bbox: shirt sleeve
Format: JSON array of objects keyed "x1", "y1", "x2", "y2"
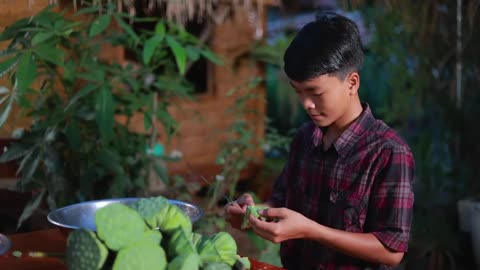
[{"x1": 368, "y1": 147, "x2": 415, "y2": 252}]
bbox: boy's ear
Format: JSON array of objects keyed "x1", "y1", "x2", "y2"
[{"x1": 347, "y1": 72, "x2": 360, "y2": 95}]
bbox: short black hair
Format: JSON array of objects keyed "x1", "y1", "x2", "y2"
[{"x1": 283, "y1": 11, "x2": 364, "y2": 82}]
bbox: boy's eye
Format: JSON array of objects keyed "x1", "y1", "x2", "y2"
[{"x1": 313, "y1": 93, "x2": 323, "y2": 97}]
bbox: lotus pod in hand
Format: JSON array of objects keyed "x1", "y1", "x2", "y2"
[
  {"x1": 168, "y1": 228, "x2": 196, "y2": 257},
  {"x1": 198, "y1": 232, "x2": 237, "y2": 266},
  {"x1": 112, "y1": 242, "x2": 167, "y2": 270},
  {"x1": 167, "y1": 253, "x2": 200, "y2": 270},
  {"x1": 95, "y1": 203, "x2": 146, "y2": 251},
  {"x1": 66, "y1": 229, "x2": 108, "y2": 270},
  {"x1": 130, "y1": 196, "x2": 169, "y2": 228},
  {"x1": 158, "y1": 204, "x2": 192, "y2": 234},
  {"x1": 241, "y1": 206, "x2": 267, "y2": 230}
]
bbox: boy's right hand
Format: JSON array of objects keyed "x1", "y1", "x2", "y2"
[{"x1": 224, "y1": 193, "x2": 255, "y2": 230}]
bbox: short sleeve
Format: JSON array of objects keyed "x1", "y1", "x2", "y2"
[{"x1": 368, "y1": 147, "x2": 415, "y2": 252}]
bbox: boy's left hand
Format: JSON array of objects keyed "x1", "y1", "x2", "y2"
[{"x1": 248, "y1": 207, "x2": 314, "y2": 243}]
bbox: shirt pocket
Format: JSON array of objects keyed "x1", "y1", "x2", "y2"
[{"x1": 326, "y1": 189, "x2": 365, "y2": 232}]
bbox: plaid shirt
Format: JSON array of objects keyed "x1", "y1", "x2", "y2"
[{"x1": 269, "y1": 103, "x2": 415, "y2": 270}]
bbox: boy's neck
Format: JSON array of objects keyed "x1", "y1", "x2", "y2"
[{"x1": 324, "y1": 99, "x2": 363, "y2": 141}]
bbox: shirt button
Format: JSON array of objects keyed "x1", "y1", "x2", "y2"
[{"x1": 329, "y1": 192, "x2": 338, "y2": 203}]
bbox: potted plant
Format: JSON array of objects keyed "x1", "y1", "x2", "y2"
[{"x1": 0, "y1": 3, "x2": 220, "y2": 228}]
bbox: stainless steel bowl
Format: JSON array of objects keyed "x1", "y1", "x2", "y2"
[
  {"x1": 47, "y1": 198, "x2": 203, "y2": 231},
  {"x1": 0, "y1": 233, "x2": 11, "y2": 256}
]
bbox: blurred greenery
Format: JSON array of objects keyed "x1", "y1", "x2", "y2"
[
  {"x1": 0, "y1": 3, "x2": 220, "y2": 228},
  {"x1": 1, "y1": 1, "x2": 479, "y2": 269},
  {"x1": 253, "y1": 1, "x2": 480, "y2": 268}
]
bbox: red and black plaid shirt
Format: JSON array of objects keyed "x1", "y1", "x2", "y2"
[{"x1": 269, "y1": 103, "x2": 415, "y2": 270}]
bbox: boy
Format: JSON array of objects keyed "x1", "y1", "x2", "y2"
[{"x1": 225, "y1": 11, "x2": 415, "y2": 270}]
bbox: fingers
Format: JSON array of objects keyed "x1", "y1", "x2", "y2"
[
  {"x1": 224, "y1": 201, "x2": 246, "y2": 230},
  {"x1": 237, "y1": 193, "x2": 255, "y2": 206},
  {"x1": 224, "y1": 202, "x2": 243, "y2": 221},
  {"x1": 225, "y1": 203, "x2": 244, "y2": 215},
  {"x1": 258, "y1": 207, "x2": 287, "y2": 219},
  {"x1": 248, "y1": 214, "x2": 279, "y2": 243},
  {"x1": 224, "y1": 194, "x2": 255, "y2": 230}
]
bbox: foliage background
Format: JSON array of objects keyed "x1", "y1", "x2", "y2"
[{"x1": 1, "y1": 1, "x2": 479, "y2": 269}]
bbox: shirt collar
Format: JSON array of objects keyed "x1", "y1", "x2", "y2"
[{"x1": 312, "y1": 102, "x2": 376, "y2": 157}]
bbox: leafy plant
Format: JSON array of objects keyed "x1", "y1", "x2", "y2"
[
  {"x1": 200, "y1": 76, "x2": 264, "y2": 211},
  {"x1": 250, "y1": 35, "x2": 308, "y2": 135},
  {"x1": 0, "y1": 3, "x2": 221, "y2": 228}
]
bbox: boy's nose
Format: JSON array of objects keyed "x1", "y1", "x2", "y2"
[{"x1": 301, "y1": 97, "x2": 315, "y2": 110}]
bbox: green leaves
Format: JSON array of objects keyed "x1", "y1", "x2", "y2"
[
  {"x1": 89, "y1": 14, "x2": 111, "y2": 37},
  {"x1": 17, "y1": 189, "x2": 46, "y2": 229},
  {"x1": 0, "y1": 56, "x2": 19, "y2": 78},
  {"x1": 156, "y1": 108, "x2": 179, "y2": 140},
  {"x1": 0, "y1": 3, "x2": 228, "y2": 230},
  {"x1": 155, "y1": 22, "x2": 166, "y2": 37},
  {"x1": 65, "y1": 120, "x2": 81, "y2": 150},
  {"x1": 18, "y1": 147, "x2": 41, "y2": 182},
  {"x1": 143, "y1": 21, "x2": 166, "y2": 64},
  {"x1": 35, "y1": 45, "x2": 65, "y2": 66},
  {"x1": 66, "y1": 84, "x2": 98, "y2": 111},
  {"x1": 152, "y1": 161, "x2": 169, "y2": 185},
  {"x1": 0, "y1": 143, "x2": 30, "y2": 163},
  {"x1": 0, "y1": 86, "x2": 9, "y2": 96},
  {"x1": 0, "y1": 18, "x2": 29, "y2": 41},
  {"x1": 201, "y1": 49, "x2": 223, "y2": 65},
  {"x1": 97, "y1": 149, "x2": 124, "y2": 175},
  {"x1": 0, "y1": 96, "x2": 13, "y2": 128},
  {"x1": 114, "y1": 16, "x2": 140, "y2": 44},
  {"x1": 32, "y1": 32, "x2": 53, "y2": 46},
  {"x1": 17, "y1": 52, "x2": 37, "y2": 92},
  {"x1": 166, "y1": 36, "x2": 187, "y2": 74},
  {"x1": 143, "y1": 36, "x2": 164, "y2": 65},
  {"x1": 95, "y1": 87, "x2": 114, "y2": 143}
]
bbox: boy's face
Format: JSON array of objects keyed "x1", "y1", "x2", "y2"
[{"x1": 290, "y1": 73, "x2": 358, "y2": 127}]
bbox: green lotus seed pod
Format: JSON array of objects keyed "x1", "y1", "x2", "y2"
[
  {"x1": 234, "y1": 255, "x2": 251, "y2": 270},
  {"x1": 210, "y1": 232, "x2": 237, "y2": 266},
  {"x1": 168, "y1": 228, "x2": 196, "y2": 257},
  {"x1": 137, "y1": 229, "x2": 162, "y2": 245},
  {"x1": 130, "y1": 196, "x2": 169, "y2": 229},
  {"x1": 112, "y1": 242, "x2": 167, "y2": 270},
  {"x1": 66, "y1": 229, "x2": 108, "y2": 270},
  {"x1": 167, "y1": 253, "x2": 200, "y2": 270},
  {"x1": 198, "y1": 232, "x2": 237, "y2": 266},
  {"x1": 241, "y1": 206, "x2": 267, "y2": 230},
  {"x1": 158, "y1": 204, "x2": 192, "y2": 235},
  {"x1": 190, "y1": 232, "x2": 204, "y2": 248},
  {"x1": 95, "y1": 203, "x2": 146, "y2": 251}
]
